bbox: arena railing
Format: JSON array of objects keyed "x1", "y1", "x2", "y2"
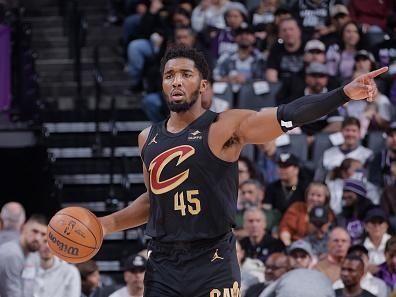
[{"x1": 58, "y1": 0, "x2": 86, "y2": 108}]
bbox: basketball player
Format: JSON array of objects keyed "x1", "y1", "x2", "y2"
[{"x1": 99, "y1": 47, "x2": 387, "y2": 297}]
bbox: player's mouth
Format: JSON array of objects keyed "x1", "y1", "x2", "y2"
[{"x1": 170, "y1": 90, "x2": 185, "y2": 100}]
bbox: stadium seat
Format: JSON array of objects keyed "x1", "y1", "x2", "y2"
[
  {"x1": 212, "y1": 82, "x2": 234, "y2": 107},
  {"x1": 237, "y1": 81, "x2": 281, "y2": 110},
  {"x1": 277, "y1": 134, "x2": 309, "y2": 162}
]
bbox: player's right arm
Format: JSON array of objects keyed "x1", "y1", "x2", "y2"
[{"x1": 99, "y1": 127, "x2": 151, "y2": 236}]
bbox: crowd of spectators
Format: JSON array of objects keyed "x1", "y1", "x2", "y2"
[
  {"x1": 2, "y1": 0, "x2": 396, "y2": 296},
  {"x1": 0, "y1": 202, "x2": 147, "y2": 297},
  {"x1": 106, "y1": 0, "x2": 396, "y2": 296}
]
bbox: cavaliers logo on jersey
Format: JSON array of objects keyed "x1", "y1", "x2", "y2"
[{"x1": 149, "y1": 145, "x2": 195, "y2": 194}]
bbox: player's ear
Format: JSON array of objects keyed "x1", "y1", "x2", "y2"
[{"x1": 200, "y1": 79, "x2": 208, "y2": 94}]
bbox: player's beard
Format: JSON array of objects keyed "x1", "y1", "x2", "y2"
[{"x1": 165, "y1": 88, "x2": 199, "y2": 113}]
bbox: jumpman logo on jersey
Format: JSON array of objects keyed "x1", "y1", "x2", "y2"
[
  {"x1": 211, "y1": 249, "x2": 224, "y2": 262},
  {"x1": 191, "y1": 130, "x2": 201, "y2": 136},
  {"x1": 149, "y1": 133, "x2": 158, "y2": 145}
]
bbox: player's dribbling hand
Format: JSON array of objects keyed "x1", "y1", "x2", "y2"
[{"x1": 343, "y1": 66, "x2": 388, "y2": 102}]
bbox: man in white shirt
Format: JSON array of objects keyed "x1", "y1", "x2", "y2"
[
  {"x1": 33, "y1": 237, "x2": 81, "y2": 297},
  {"x1": 0, "y1": 214, "x2": 47, "y2": 297},
  {"x1": 0, "y1": 201, "x2": 26, "y2": 245},
  {"x1": 363, "y1": 208, "x2": 391, "y2": 266},
  {"x1": 315, "y1": 117, "x2": 373, "y2": 181},
  {"x1": 333, "y1": 245, "x2": 389, "y2": 297},
  {"x1": 109, "y1": 254, "x2": 146, "y2": 297}
]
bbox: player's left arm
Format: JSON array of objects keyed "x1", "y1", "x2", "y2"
[{"x1": 235, "y1": 67, "x2": 388, "y2": 145}]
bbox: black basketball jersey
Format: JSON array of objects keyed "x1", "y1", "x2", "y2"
[{"x1": 141, "y1": 110, "x2": 238, "y2": 242}]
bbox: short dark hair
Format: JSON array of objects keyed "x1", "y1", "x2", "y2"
[
  {"x1": 342, "y1": 116, "x2": 361, "y2": 129},
  {"x1": 76, "y1": 260, "x2": 98, "y2": 280},
  {"x1": 160, "y1": 47, "x2": 210, "y2": 80},
  {"x1": 344, "y1": 254, "x2": 364, "y2": 268},
  {"x1": 240, "y1": 179, "x2": 264, "y2": 191},
  {"x1": 26, "y1": 214, "x2": 48, "y2": 226},
  {"x1": 347, "y1": 244, "x2": 369, "y2": 257},
  {"x1": 278, "y1": 17, "x2": 300, "y2": 30}
]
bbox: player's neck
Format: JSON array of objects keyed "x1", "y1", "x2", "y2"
[{"x1": 167, "y1": 107, "x2": 206, "y2": 133}]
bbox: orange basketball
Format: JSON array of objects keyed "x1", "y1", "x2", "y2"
[{"x1": 47, "y1": 207, "x2": 103, "y2": 264}]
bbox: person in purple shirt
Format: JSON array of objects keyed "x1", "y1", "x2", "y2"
[{"x1": 375, "y1": 235, "x2": 396, "y2": 291}]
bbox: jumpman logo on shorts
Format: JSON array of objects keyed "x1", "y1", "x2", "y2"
[
  {"x1": 149, "y1": 134, "x2": 158, "y2": 145},
  {"x1": 211, "y1": 249, "x2": 224, "y2": 262}
]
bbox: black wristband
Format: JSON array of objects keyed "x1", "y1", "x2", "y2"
[{"x1": 277, "y1": 87, "x2": 350, "y2": 132}]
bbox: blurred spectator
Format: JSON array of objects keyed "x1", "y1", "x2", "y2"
[
  {"x1": 109, "y1": 254, "x2": 145, "y2": 297},
  {"x1": 34, "y1": 237, "x2": 81, "y2": 297},
  {"x1": 235, "y1": 178, "x2": 265, "y2": 238},
  {"x1": 124, "y1": 0, "x2": 171, "y2": 93},
  {"x1": 336, "y1": 179, "x2": 374, "y2": 244},
  {"x1": 346, "y1": 69, "x2": 391, "y2": 137},
  {"x1": 348, "y1": 0, "x2": 394, "y2": 33},
  {"x1": 209, "y1": 1, "x2": 248, "y2": 59},
  {"x1": 265, "y1": 17, "x2": 304, "y2": 82},
  {"x1": 250, "y1": 0, "x2": 279, "y2": 26},
  {"x1": 303, "y1": 206, "x2": 332, "y2": 258},
  {"x1": 376, "y1": 14, "x2": 396, "y2": 105},
  {"x1": 381, "y1": 176, "x2": 396, "y2": 232},
  {"x1": 326, "y1": 20, "x2": 364, "y2": 82},
  {"x1": 0, "y1": 201, "x2": 25, "y2": 245},
  {"x1": 314, "y1": 227, "x2": 351, "y2": 283},
  {"x1": 201, "y1": 78, "x2": 230, "y2": 112},
  {"x1": 235, "y1": 179, "x2": 281, "y2": 239},
  {"x1": 303, "y1": 39, "x2": 326, "y2": 64},
  {"x1": 265, "y1": 153, "x2": 310, "y2": 214},
  {"x1": 238, "y1": 155, "x2": 260, "y2": 189},
  {"x1": 256, "y1": 6, "x2": 292, "y2": 52},
  {"x1": 288, "y1": 239, "x2": 314, "y2": 269},
  {"x1": 191, "y1": 0, "x2": 230, "y2": 32},
  {"x1": 255, "y1": 140, "x2": 279, "y2": 185},
  {"x1": 334, "y1": 255, "x2": 376, "y2": 297},
  {"x1": 278, "y1": 62, "x2": 343, "y2": 135},
  {"x1": 77, "y1": 260, "x2": 118, "y2": 297},
  {"x1": 321, "y1": 4, "x2": 351, "y2": 47},
  {"x1": 363, "y1": 208, "x2": 391, "y2": 267},
  {"x1": 244, "y1": 252, "x2": 290, "y2": 297},
  {"x1": 375, "y1": 236, "x2": 396, "y2": 291},
  {"x1": 213, "y1": 26, "x2": 266, "y2": 97},
  {"x1": 277, "y1": 60, "x2": 329, "y2": 105},
  {"x1": 239, "y1": 207, "x2": 285, "y2": 263},
  {"x1": 260, "y1": 268, "x2": 335, "y2": 297},
  {"x1": 326, "y1": 158, "x2": 363, "y2": 215},
  {"x1": 354, "y1": 50, "x2": 377, "y2": 73},
  {"x1": 279, "y1": 182, "x2": 334, "y2": 246},
  {"x1": 369, "y1": 122, "x2": 396, "y2": 188},
  {"x1": 0, "y1": 214, "x2": 47, "y2": 297},
  {"x1": 375, "y1": 13, "x2": 396, "y2": 67},
  {"x1": 236, "y1": 240, "x2": 261, "y2": 297},
  {"x1": 334, "y1": 245, "x2": 388, "y2": 297},
  {"x1": 121, "y1": 1, "x2": 148, "y2": 46},
  {"x1": 276, "y1": 42, "x2": 340, "y2": 106},
  {"x1": 291, "y1": 0, "x2": 342, "y2": 40},
  {"x1": 315, "y1": 117, "x2": 373, "y2": 182}
]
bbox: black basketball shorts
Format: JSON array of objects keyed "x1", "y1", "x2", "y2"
[{"x1": 143, "y1": 232, "x2": 241, "y2": 297}]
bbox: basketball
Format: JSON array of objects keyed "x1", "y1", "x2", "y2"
[{"x1": 47, "y1": 207, "x2": 103, "y2": 264}]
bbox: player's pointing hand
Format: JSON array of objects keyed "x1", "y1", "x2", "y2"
[{"x1": 343, "y1": 66, "x2": 388, "y2": 102}]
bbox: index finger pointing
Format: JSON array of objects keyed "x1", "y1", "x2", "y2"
[{"x1": 368, "y1": 66, "x2": 389, "y2": 79}]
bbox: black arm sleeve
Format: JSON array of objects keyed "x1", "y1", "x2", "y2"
[{"x1": 276, "y1": 87, "x2": 350, "y2": 132}]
